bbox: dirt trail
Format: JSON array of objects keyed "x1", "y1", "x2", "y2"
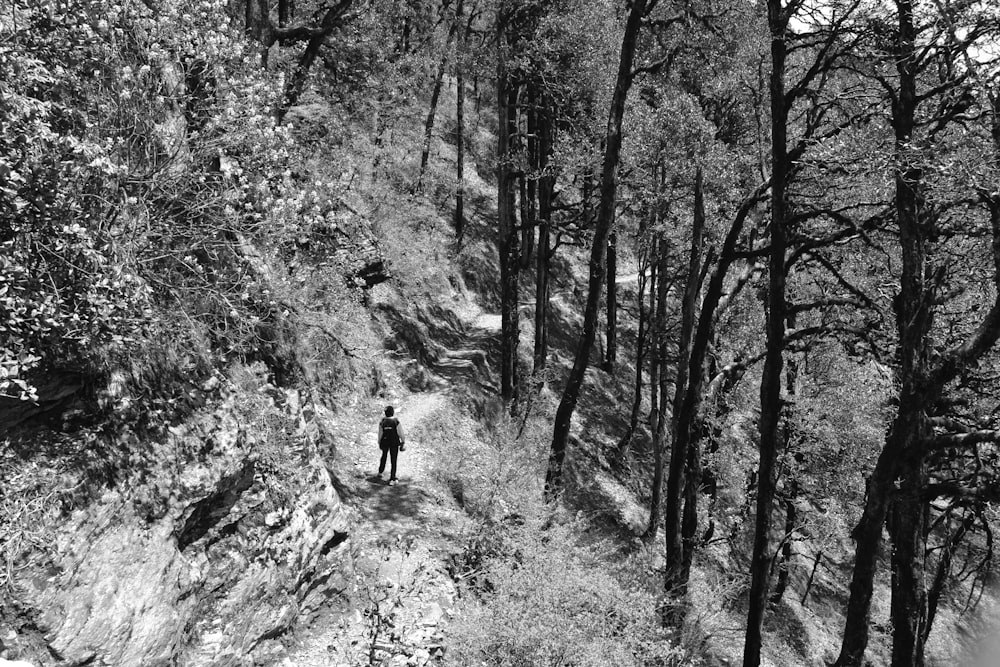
[{"x1": 286, "y1": 308, "x2": 500, "y2": 667}]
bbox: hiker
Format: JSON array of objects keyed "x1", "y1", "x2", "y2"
[{"x1": 377, "y1": 405, "x2": 405, "y2": 485}]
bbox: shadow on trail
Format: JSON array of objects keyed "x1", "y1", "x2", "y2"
[{"x1": 357, "y1": 477, "x2": 440, "y2": 540}]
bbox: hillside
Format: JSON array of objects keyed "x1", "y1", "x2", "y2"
[{"x1": 5, "y1": 2, "x2": 1000, "y2": 667}]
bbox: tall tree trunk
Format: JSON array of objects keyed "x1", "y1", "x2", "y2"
[
  {"x1": 769, "y1": 482, "x2": 797, "y2": 606},
  {"x1": 889, "y1": 466, "x2": 929, "y2": 667},
  {"x1": 770, "y1": 307, "x2": 800, "y2": 607},
  {"x1": 680, "y1": 423, "x2": 701, "y2": 579},
  {"x1": 497, "y1": 16, "x2": 520, "y2": 406},
  {"x1": 674, "y1": 183, "x2": 715, "y2": 591},
  {"x1": 665, "y1": 169, "x2": 706, "y2": 596},
  {"x1": 583, "y1": 169, "x2": 595, "y2": 228},
  {"x1": 454, "y1": 5, "x2": 465, "y2": 243},
  {"x1": 647, "y1": 254, "x2": 660, "y2": 441},
  {"x1": 418, "y1": 54, "x2": 449, "y2": 186},
  {"x1": 244, "y1": 0, "x2": 266, "y2": 38},
  {"x1": 604, "y1": 230, "x2": 618, "y2": 371},
  {"x1": 545, "y1": 0, "x2": 648, "y2": 496},
  {"x1": 887, "y1": 6, "x2": 931, "y2": 662},
  {"x1": 836, "y1": 411, "x2": 925, "y2": 665},
  {"x1": 836, "y1": 4, "x2": 927, "y2": 663},
  {"x1": 533, "y1": 95, "x2": 554, "y2": 373},
  {"x1": 533, "y1": 225, "x2": 550, "y2": 373},
  {"x1": 520, "y1": 86, "x2": 538, "y2": 268},
  {"x1": 645, "y1": 236, "x2": 670, "y2": 542},
  {"x1": 744, "y1": 1, "x2": 788, "y2": 663},
  {"x1": 518, "y1": 174, "x2": 535, "y2": 266}
]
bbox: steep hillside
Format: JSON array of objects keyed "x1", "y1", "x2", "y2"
[{"x1": 6, "y1": 2, "x2": 1000, "y2": 667}]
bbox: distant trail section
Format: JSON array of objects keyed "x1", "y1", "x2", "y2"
[
  {"x1": 471, "y1": 312, "x2": 501, "y2": 332},
  {"x1": 399, "y1": 393, "x2": 448, "y2": 434}
]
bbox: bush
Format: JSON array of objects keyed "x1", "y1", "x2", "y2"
[
  {"x1": 446, "y1": 517, "x2": 691, "y2": 667},
  {"x1": 419, "y1": 404, "x2": 546, "y2": 521},
  {"x1": 1, "y1": 0, "x2": 368, "y2": 415}
]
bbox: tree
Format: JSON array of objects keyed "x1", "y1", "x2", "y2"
[
  {"x1": 604, "y1": 230, "x2": 619, "y2": 370},
  {"x1": 496, "y1": 0, "x2": 523, "y2": 406},
  {"x1": 545, "y1": 0, "x2": 652, "y2": 496},
  {"x1": 661, "y1": 167, "x2": 705, "y2": 586},
  {"x1": 743, "y1": 0, "x2": 789, "y2": 662},
  {"x1": 455, "y1": 0, "x2": 472, "y2": 243},
  {"x1": 240, "y1": 0, "x2": 358, "y2": 116},
  {"x1": 645, "y1": 228, "x2": 673, "y2": 542},
  {"x1": 532, "y1": 86, "x2": 556, "y2": 372},
  {"x1": 835, "y1": 3, "x2": 1000, "y2": 664}
]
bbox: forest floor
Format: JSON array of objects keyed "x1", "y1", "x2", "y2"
[{"x1": 284, "y1": 305, "x2": 502, "y2": 667}]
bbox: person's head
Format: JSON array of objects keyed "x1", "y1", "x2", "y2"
[{"x1": 384, "y1": 406, "x2": 394, "y2": 417}]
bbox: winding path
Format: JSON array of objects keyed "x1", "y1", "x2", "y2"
[{"x1": 286, "y1": 307, "x2": 501, "y2": 666}]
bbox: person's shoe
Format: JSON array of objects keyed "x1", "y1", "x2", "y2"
[
  {"x1": 375, "y1": 472, "x2": 383, "y2": 479},
  {"x1": 388, "y1": 478, "x2": 398, "y2": 486}
]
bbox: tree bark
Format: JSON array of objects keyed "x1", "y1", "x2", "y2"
[
  {"x1": 647, "y1": 253, "x2": 660, "y2": 441},
  {"x1": 886, "y1": 8, "x2": 932, "y2": 663},
  {"x1": 454, "y1": 0, "x2": 466, "y2": 243},
  {"x1": 418, "y1": 55, "x2": 449, "y2": 186},
  {"x1": 545, "y1": 0, "x2": 648, "y2": 497},
  {"x1": 520, "y1": 85, "x2": 538, "y2": 268},
  {"x1": 497, "y1": 13, "x2": 521, "y2": 406},
  {"x1": 681, "y1": 423, "x2": 701, "y2": 580},
  {"x1": 645, "y1": 235, "x2": 670, "y2": 542},
  {"x1": 604, "y1": 230, "x2": 618, "y2": 371},
  {"x1": 244, "y1": 0, "x2": 272, "y2": 63},
  {"x1": 665, "y1": 168, "x2": 706, "y2": 597},
  {"x1": 770, "y1": 308, "x2": 800, "y2": 607},
  {"x1": 616, "y1": 240, "x2": 650, "y2": 459},
  {"x1": 744, "y1": 0, "x2": 788, "y2": 662},
  {"x1": 533, "y1": 94, "x2": 554, "y2": 373},
  {"x1": 836, "y1": 4, "x2": 928, "y2": 663},
  {"x1": 769, "y1": 483, "x2": 797, "y2": 606},
  {"x1": 889, "y1": 464, "x2": 929, "y2": 667},
  {"x1": 518, "y1": 174, "x2": 535, "y2": 267}
]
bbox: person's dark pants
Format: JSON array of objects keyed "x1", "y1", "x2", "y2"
[{"x1": 379, "y1": 444, "x2": 399, "y2": 480}]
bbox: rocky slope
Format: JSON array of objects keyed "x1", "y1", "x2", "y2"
[
  {"x1": 1, "y1": 269, "x2": 504, "y2": 667},
  {"x1": 4, "y1": 382, "x2": 351, "y2": 666}
]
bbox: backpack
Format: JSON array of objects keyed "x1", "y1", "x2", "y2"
[{"x1": 380, "y1": 417, "x2": 401, "y2": 448}]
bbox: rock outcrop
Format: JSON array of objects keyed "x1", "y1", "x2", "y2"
[{"x1": 6, "y1": 385, "x2": 352, "y2": 667}]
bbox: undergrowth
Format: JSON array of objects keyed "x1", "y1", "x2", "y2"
[
  {"x1": 0, "y1": 455, "x2": 76, "y2": 595},
  {"x1": 446, "y1": 516, "x2": 692, "y2": 667},
  {"x1": 416, "y1": 401, "x2": 693, "y2": 666}
]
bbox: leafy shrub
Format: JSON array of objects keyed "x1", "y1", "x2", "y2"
[
  {"x1": 418, "y1": 404, "x2": 545, "y2": 521},
  {"x1": 446, "y1": 517, "x2": 692, "y2": 667},
  {"x1": 1, "y1": 0, "x2": 367, "y2": 412},
  {"x1": 0, "y1": 454, "x2": 76, "y2": 592}
]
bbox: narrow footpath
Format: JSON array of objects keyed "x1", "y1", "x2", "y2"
[{"x1": 286, "y1": 306, "x2": 502, "y2": 667}]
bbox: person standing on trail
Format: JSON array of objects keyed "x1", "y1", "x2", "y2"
[{"x1": 377, "y1": 405, "x2": 405, "y2": 485}]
